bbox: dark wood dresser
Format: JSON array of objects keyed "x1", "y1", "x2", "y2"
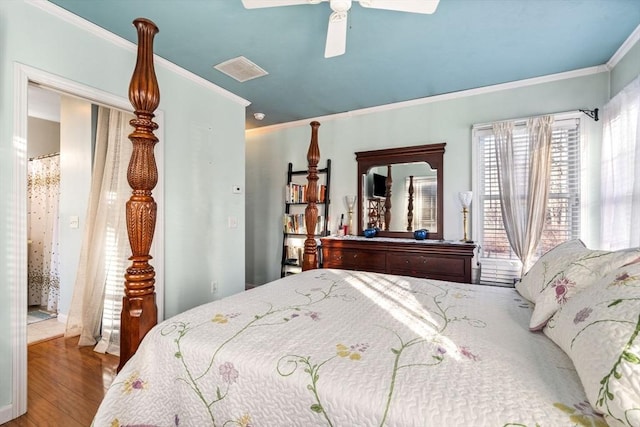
[{"x1": 321, "y1": 236, "x2": 476, "y2": 283}]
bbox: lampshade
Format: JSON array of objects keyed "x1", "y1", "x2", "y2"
[
  {"x1": 458, "y1": 191, "x2": 473, "y2": 208},
  {"x1": 345, "y1": 195, "x2": 356, "y2": 209}
]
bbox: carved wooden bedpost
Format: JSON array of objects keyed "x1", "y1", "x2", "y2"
[
  {"x1": 407, "y1": 175, "x2": 414, "y2": 231},
  {"x1": 118, "y1": 18, "x2": 160, "y2": 372},
  {"x1": 302, "y1": 121, "x2": 321, "y2": 271},
  {"x1": 384, "y1": 165, "x2": 392, "y2": 231}
]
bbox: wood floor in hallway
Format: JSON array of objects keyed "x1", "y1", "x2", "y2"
[{"x1": 2, "y1": 336, "x2": 118, "y2": 426}]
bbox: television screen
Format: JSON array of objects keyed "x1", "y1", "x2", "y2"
[{"x1": 373, "y1": 173, "x2": 387, "y2": 197}]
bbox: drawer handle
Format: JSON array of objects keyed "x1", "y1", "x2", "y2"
[{"x1": 402, "y1": 258, "x2": 427, "y2": 264}]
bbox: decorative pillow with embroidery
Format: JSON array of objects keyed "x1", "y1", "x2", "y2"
[
  {"x1": 543, "y1": 260, "x2": 640, "y2": 426},
  {"x1": 515, "y1": 239, "x2": 588, "y2": 303},
  {"x1": 529, "y1": 247, "x2": 640, "y2": 331}
]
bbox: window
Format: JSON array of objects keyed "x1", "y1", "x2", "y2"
[{"x1": 473, "y1": 115, "x2": 581, "y2": 285}]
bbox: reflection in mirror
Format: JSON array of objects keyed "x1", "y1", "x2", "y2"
[
  {"x1": 356, "y1": 143, "x2": 445, "y2": 240},
  {"x1": 363, "y1": 162, "x2": 438, "y2": 233}
]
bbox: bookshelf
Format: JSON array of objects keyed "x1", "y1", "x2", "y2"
[{"x1": 281, "y1": 160, "x2": 331, "y2": 277}]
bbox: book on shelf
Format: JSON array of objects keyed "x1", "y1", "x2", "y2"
[
  {"x1": 283, "y1": 214, "x2": 325, "y2": 235},
  {"x1": 284, "y1": 245, "x2": 303, "y2": 264},
  {"x1": 286, "y1": 183, "x2": 327, "y2": 203}
]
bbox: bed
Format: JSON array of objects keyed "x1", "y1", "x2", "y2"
[
  {"x1": 101, "y1": 18, "x2": 640, "y2": 427},
  {"x1": 95, "y1": 268, "x2": 604, "y2": 426}
]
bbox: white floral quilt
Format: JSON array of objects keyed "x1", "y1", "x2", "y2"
[{"x1": 93, "y1": 269, "x2": 604, "y2": 427}]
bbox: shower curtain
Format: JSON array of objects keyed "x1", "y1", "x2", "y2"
[{"x1": 27, "y1": 154, "x2": 61, "y2": 313}]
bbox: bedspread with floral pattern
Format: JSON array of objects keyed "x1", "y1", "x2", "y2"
[{"x1": 93, "y1": 269, "x2": 602, "y2": 427}]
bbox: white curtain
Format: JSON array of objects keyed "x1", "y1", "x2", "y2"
[
  {"x1": 65, "y1": 106, "x2": 134, "y2": 355},
  {"x1": 493, "y1": 115, "x2": 554, "y2": 273},
  {"x1": 600, "y1": 75, "x2": 640, "y2": 251},
  {"x1": 27, "y1": 154, "x2": 61, "y2": 312}
]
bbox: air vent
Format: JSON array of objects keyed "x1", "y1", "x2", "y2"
[{"x1": 214, "y1": 56, "x2": 268, "y2": 82}]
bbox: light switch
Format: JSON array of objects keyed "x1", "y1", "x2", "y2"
[
  {"x1": 232, "y1": 185, "x2": 242, "y2": 194},
  {"x1": 69, "y1": 215, "x2": 80, "y2": 229},
  {"x1": 228, "y1": 216, "x2": 238, "y2": 229}
]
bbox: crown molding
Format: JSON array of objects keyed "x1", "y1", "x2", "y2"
[
  {"x1": 25, "y1": 0, "x2": 250, "y2": 107},
  {"x1": 246, "y1": 65, "x2": 608, "y2": 136}
]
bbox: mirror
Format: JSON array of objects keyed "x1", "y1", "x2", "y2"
[{"x1": 356, "y1": 143, "x2": 445, "y2": 240}]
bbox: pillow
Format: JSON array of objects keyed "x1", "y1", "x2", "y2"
[
  {"x1": 515, "y1": 239, "x2": 588, "y2": 303},
  {"x1": 529, "y1": 247, "x2": 640, "y2": 330},
  {"x1": 543, "y1": 260, "x2": 640, "y2": 426}
]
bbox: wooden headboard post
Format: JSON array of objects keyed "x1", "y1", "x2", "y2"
[
  {"x1": 118, "y1": 18, "x2": 160, "y2": 372},
  {"x1": 302, "y1": 121, "x2": 320, "y2": 271}
]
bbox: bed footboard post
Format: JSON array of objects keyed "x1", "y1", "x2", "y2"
[
  {"x1": 118, "y1": 18, "x2": 160, "y2": 372},
  {"x1": 303, "y1": 121, "x2": 320, "y2": 271}
]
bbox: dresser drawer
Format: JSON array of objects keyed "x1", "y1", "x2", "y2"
[
  {"x1": 387, "y1": 253, "x2": 467, "y2": 280},
  {"x1": 324, "y1": 248, "x2": 386, "y2": 273}
]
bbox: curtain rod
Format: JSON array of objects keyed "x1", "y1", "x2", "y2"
[
  {"x1": 29, "y1": 152, "x2": 60, "y2": 161},
  {"x1": 472, "y1": 110, "x2": 583, "y2": 131},
  {"x1": 579, "y1": 108, "x2": 599, "y2": 121}
]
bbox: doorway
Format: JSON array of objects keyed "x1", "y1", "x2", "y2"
[
  {"x1": 26, "y1": 86, "x2": 63, "y2": 344},
  {"x1": 10, "y1": 64, "x2": 165, "y2": 421}
]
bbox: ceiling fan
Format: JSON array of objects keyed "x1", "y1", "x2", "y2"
[{"x1": 241, "y1": 0, "x2": 440, "y2": 58}]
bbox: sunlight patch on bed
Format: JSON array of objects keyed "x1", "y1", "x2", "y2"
[{"x1": 343, "y1": 273, "x2": 460, "y2": 359}]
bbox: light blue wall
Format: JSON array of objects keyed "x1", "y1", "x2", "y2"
[
  {"x1": 57, "y1": 97, "x2": 93, "y2": 317},
  {"x1": 246, "y1": 72, "x2": 616, "y2": 286},
  {"x1": 0, "y1": 1, "x2": 246, "y2": 412},
  {"x1": 611, "y1": 38, "x2": 640, "y2": 97}
]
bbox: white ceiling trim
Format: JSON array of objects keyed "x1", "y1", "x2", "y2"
[
  {"x1": 25, "y1": 0, "x2": 251, "y2": 107},
  {"x1": 246, "y1": 64, "x2": 608, "y2": 136},
  {"x1": 608, "y1": 23, "x2": 640, "y2": 69}
]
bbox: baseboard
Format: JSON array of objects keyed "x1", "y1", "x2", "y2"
[
  {"x1": 57, "y1": 312, "x2": 68, "y2": 324},
  {"x1": 0, "y1": 403, "x2": 18, "y2": 424}
]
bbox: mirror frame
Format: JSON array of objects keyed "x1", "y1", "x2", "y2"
[{"x1": 356, "y1": 143, "x2": 445, "y2": 240}]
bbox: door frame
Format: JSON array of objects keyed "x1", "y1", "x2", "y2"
[{"x1": 9, "y1": 63, "x2": 165, "y2": 420}]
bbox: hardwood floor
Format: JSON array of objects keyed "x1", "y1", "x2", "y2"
[{"x1": 2, "y1": 336, "x2": 118, "y2": 426}]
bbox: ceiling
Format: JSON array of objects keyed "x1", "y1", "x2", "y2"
[{"x1": 47, "y1": 0, "x2": 640, "y2": 129}]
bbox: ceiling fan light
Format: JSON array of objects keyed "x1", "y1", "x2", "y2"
[{"x1": 329, "y1": 0, "x2": 352, "y2": 13}]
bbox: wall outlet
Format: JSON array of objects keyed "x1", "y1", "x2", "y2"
[{"x1": 211, "y1": 280, "x2": 218, "y2": 294}]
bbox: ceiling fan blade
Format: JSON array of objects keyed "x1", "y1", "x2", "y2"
[
  {"x1": 241, "y1": 0, "x2": 319, "y2": 9},
  {"x1": 324, "y1": 11, "x2": 348, "y2": 58},
  {"x1": 358, "y1": 0, "x2": 440, "y2": 14}
]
